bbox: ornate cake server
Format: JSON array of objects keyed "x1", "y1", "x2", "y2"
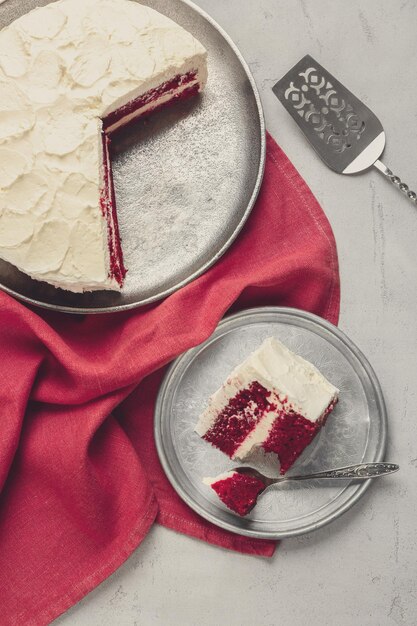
[{"x1": 273, "y1": 55, "x2": 416, "y2": 205}]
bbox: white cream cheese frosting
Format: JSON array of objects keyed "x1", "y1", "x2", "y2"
[
  {"x1": 0, "y1": 0, "x2": 207, "y2": 292},
  {"x1": 202, "y1": 471, "x2": 238, "y2": 487},
  {"x1": 195, "y1": 337, "x2": 339, "y2": 460}
]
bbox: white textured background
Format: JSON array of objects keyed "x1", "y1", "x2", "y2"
[{"x1": 55, "y1": 1, "x2": 417, "y2": 624}]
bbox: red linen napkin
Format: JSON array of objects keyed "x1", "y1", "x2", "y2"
[{"x1": 0, "y1": 133, "x2": 340, "y2": 626}]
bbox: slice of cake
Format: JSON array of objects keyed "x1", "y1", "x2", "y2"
[
  {"x1": 203, "y1": 471, "x2": 265, "y2": 516},
  {"x1": 195, "y1": 337, "x2": 339, "y2": 474},
  {"x1": 0, "y1": 0, "x2": 207, "y2": 292}
]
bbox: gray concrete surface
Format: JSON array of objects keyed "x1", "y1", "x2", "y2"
[{"x1": 55, "y1": 1, "x2": 417, "y2": 624}]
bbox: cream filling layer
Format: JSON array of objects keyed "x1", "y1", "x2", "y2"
[
  {"x1": 232, "y1": 410, "x2": 278, "y2": 461},
  {"x1": 105, "y1": 77, "x2": 200, "y2": 134}
]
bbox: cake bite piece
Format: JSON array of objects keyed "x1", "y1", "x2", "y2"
[
  {"x1": 195, "y1": 337, "x2": 339, "y2": 474},
  {"x1": 203, "y1": 471, "x2": 265, "y2": 516}
]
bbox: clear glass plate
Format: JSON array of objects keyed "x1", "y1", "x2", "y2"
[{"x1": 154, "y1": 307, "x2": 387, "y2": 538}]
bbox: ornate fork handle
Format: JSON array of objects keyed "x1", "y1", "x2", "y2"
[
  {"x1": 374, "y1": 160, "x2": 417, "y2": 205},
  {"x1": 282, "y1": 462, "x2": 399, "y2": 482}
]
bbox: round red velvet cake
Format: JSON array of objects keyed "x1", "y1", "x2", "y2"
[{"x1": 0, "y1": 0, "x2": 207, "y2": 292}]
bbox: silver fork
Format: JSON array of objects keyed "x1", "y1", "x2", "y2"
[{"x1": 235, "y1": 462, "x2": 399, "y2": 493}]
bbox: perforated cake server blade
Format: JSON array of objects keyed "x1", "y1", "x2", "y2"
[{"x1": 273, "y1": 55, "x2": 417, "y2": 206}]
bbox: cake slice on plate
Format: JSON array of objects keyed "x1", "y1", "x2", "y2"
[
  {"x1": 0, "y1": 0, "x2": 207, "y2": 292},
  {"x1": 195, "y1": 337, "x2": 339, "y2": 474}
]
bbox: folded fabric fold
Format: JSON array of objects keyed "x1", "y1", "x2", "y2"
[{"x1": 0, "y1": 133, "x2": 339, "y2": 626}]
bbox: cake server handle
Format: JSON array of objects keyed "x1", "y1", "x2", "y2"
[
  {"x1": 374, "y1": 160, "x2": 417, "y2": 206},
  {"x1": 282, "y1": 462, "x2": 399, "y2": 482}
]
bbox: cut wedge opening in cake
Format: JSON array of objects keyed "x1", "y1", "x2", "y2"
[
  {"x1": 195, "y1": 337, "x2": 339, "y2": 475},
  {"x1": 99, "y1": 70, "x2": 204, "y2": 288},
  {"x1": 0, "y1": 0, "x2": 208, "y2": 293}
]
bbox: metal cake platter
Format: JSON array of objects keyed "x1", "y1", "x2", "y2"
[
  {"x1": 154, "y1": 307, "x2": 387, "y2": 539},
  {"x1": 0, "y1": 0, "x2": 265, "y2": 314}
]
